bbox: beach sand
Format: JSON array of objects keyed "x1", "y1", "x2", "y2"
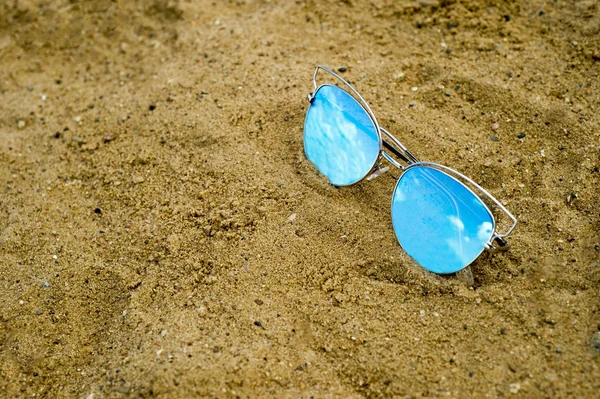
[{"x1": 1, "y1": 0, "x2": 599, "y2": 397}]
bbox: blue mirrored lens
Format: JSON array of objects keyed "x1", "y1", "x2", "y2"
[
  {"x1": 303, "y1": 85, "x2": 380, "y2": 186},
  {"x1": 391, "y1": 166, "x2": 495, "y2": 274}
]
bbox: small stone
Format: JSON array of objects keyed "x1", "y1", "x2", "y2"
[
  {"x1": 34, "y1": 308, "x2": 43, "y2": 315},
  {"x1": 254, "y1": 320, "x2": 263, "y2": 327},
  {"x1": 337, "y1": 67, "x2": 347, "y2": 73},
  {"x1": 518, "y1": 133, "x2": 526, "y2": 139},
  {"x1": 287, "y1": 213, "x2": 297, "y2": 223},
  {"x1": 94, "y1": 208, "x2": 102, "y2": 214},
  {"x1": 149, "y1": 104, "x2": 156, "y2": 111},
  {"x1": 509, "y1": 383, "x2": 521, "y2": 394},
  {"x1": 17, "y1": 120, "x2": 25, "y2": 129},
  {"x1": 489, "y1": 134, "x2": 500, "y2": 142},
  {"x1": 394, "y1": 72, "x2": 405, "y2": 81},
  {"x1": 160, "y1": 329, "x2": 167, "y2": 337},
  {"x1": 132, "y1": 176, "x2": 145, "y2": 184},
  {"x1": 492, "y1": 122, "x2": 500, "y2": 130},
  {"x1": 411, "y1": 87, "x2": 418, "y2": 92},
  {"x1": 42, "y1": 281, "x2": 50, "y2": 287},
  {"x1": 591, "y1": 332, "x2": 600, "y2": 352},
  {"x1": 254, "y1": 299, "x2": 264, "y2": 306}
]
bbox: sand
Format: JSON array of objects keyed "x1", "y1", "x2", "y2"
[{"x1": 1, "y1": 0, "x2": 599, "y2": 397}]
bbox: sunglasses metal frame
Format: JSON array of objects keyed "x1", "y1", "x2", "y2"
[{"x1": 306, "y1": 65, "x2": 517, "y2": 254}]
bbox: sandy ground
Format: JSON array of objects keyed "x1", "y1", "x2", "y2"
[{"x1": 1, "y1": 0, "x2": 599, "y2": 397}]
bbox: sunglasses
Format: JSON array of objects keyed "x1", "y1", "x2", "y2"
[{"x1": 303, "y1": 66, "x2": 517, "y2": 274}]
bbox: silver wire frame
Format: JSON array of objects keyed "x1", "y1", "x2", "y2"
[{"x1": 307, "y1": 65, "x2": 517, "y2": 251}]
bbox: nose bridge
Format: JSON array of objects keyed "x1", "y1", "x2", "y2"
[{"x1": 380, "y1": 127, "x2": 419, "y2": 169}]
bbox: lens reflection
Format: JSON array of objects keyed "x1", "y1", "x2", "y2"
[
  {"x1": 391, "y1": 166, "x2": 494, "y2": 274},
  {"x1": 303, "y1": 85, "x2": 380, "y2": 186}
]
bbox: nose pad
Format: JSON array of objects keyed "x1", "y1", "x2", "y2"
[
  {"x1": 486, "y1": 235, "x2": 510, "y2": 252},
  {"x1": 366, "y1": 165, "x2": 390, "y2": 181}
]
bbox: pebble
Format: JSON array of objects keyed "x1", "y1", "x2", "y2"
[
  {"x1": 491, "y1": 122, "x2": 500, "y2": 130},
  {"x1": 591, "y1": 331, "x2": 600, "y2": 352},
  {"x1": 254, "y1": 320, "x2": 263, "y2": 327},
  {"x1": 42, "y1": 281, "x2": 50, "y2": 287},
  {"x1": 394, "y1": 72, "x2": 405, "y2": 81},
  {"x1": 337, "y1": 67, "x2": 347, "y2": 73},
  {"x1": 17, "y1": 120, "x2": 25, "y2": 129},
  {"x1": 489, "y1": 134, "x2": 500, "y2": 142},
  {"x1": 518, "y1": 133, "x2": 526, "y2": 139},
  {"x1": 149, "y1": 104, "x2": 156, "y2": 111},
  {"x1": 287, "y1": 213, "x2": 296, "y2": 223},
  {"x1": 411, "y1": 87, "x2": 419, "y2": 92},
  {"x1": 254, "y1": 299, "x2": 264, "y2": 306},
  {"x1": 509, "y1": 383, "x2": 521, "y2": 394}
]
